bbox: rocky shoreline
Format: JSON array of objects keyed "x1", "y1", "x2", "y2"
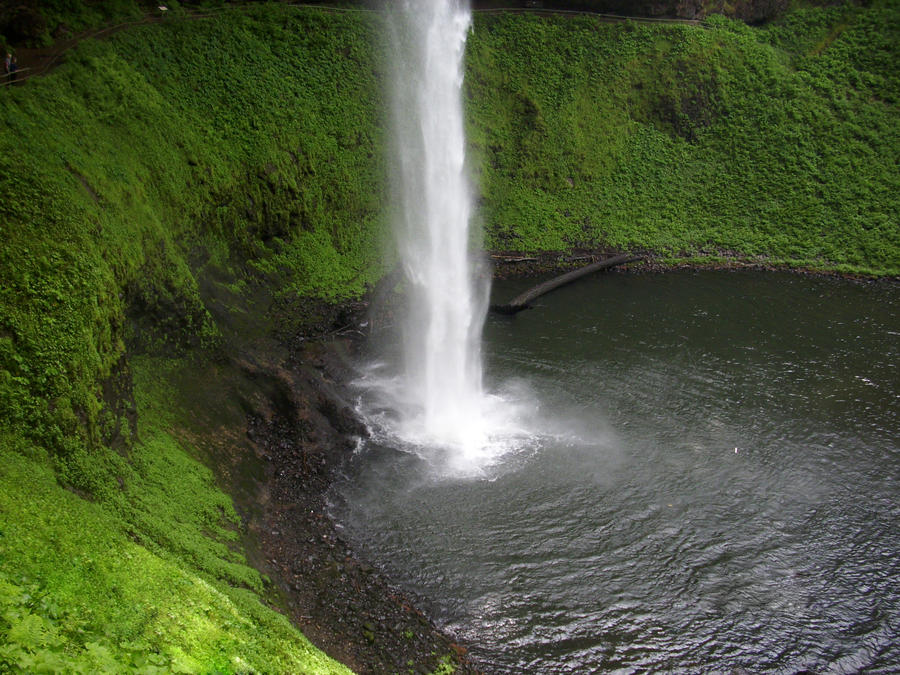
[
  {"x1": 206, "y1": 330, "x2": 479, "y2": 675},
  {"x1": 488, "y1": 249, "x2": 896, "y2": 281}
]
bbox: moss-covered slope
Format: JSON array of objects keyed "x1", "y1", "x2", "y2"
[
  {"x1": 466, "y1": 2, "x2": 898, "y2": 274},
  {"x1": 1, "y1": 3, "x2": 386, "y2": 482},
  {"x1": 0, "y1": 5, "x2": 382, "y2": 672}
]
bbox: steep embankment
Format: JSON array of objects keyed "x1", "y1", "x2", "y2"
[
  {"x1": 0, "y1": 6, "x2": 393, "y2": 673},
  {"x1": 0, "y1": 2, "x2": 897, "y2": 673},
  {"x1": 466, "y1": 3, "x2": 898, "y2": 274}
]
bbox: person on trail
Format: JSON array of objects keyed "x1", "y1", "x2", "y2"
[{"x1": 8, "y1": 55, "x2": 17, "y2": 83}]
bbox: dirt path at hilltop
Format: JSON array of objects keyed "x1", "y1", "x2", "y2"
[
  {"x1": 2, "y1": 2, "x2": 698, "y2": 88},
  {"x1": 3, "y1": 14, "x2": 160, "y2": 85},
  {"x1": 3, "y1": 5, "x2": 249, "y2": 86}
]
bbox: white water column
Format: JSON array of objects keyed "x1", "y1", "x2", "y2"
[{"x1": 389, "y1": 0, "x2": 490, "y2": 451}]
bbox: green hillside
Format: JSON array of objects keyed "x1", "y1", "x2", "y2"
[
  {"x1": 466, "y1": 3, "x2": 898, "y2": 273},
  {"x1": 0, "y1": 6, "x2": 381, "y2": 672}
]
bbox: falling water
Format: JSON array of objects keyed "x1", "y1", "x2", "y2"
[
  {"x1": 391, "y1": 0, "x2": 487, "y2": 450},
  {"x1": 361, "y1": 0, "x2": 532, "y2": 471}
]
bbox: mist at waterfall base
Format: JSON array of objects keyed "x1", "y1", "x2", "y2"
[
  {"x1": 334, "y1": 272, "x2": 900, "y2": 672},
  {"x1": 357, "y1": 0, "x2": 538, "y2": 474}
]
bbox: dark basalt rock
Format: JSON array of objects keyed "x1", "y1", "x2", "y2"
[{"x1": 210, "y1": 336, "x2": 481, "y2": 674}]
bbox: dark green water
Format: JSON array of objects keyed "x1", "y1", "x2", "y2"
[{"x1": 331, "y1": 271, "x2": 899, "y2": 673}]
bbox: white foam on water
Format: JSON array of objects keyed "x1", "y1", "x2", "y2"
[{"x1": 354, "y1": 363, "x2": 543, "y2": 479}]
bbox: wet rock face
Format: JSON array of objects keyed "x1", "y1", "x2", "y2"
[
  {"x1": 236, "y1": 339, "x2": 479, "y2": 674},
  {"x1": 703, "y1": 0, "x2": 789, "y2": 24}
]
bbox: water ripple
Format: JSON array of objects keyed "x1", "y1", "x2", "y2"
[{"x1": 331, "y1": 273, "x2": 900, "y2": 673}]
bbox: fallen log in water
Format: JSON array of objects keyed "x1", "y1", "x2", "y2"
[
  {"x1": 490, "y1": 253, "x2": 642, "y2": 315},
  {"x1": 490, "y1": 254, "x2": 539, "y2": 263}
]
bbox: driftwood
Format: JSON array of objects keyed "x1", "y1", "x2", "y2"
[
  {"x1": 491, "y1": 255, "x2": 539, "y2": 263},
  {"x1": 491, "y1": 253, "x2": 641, "y2": 315}
]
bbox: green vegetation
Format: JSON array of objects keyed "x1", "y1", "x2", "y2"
[
  {"x1": 1, "y1": 5, "x2": 383, "y2": 671},
  {"x1": 0, "y1": 377, "x2": 350, "y2": 673},
  {"x1": 0, "y1": 1, "x2": 896, "y2": 672},
  {"x1": 0, "y1": 2, "x2": 386, "y2": 491},
  {"x1": 466, "y1": 1, "x2": 898, "y2": 274}
]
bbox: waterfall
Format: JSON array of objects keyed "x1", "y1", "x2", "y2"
[
  {"x1": 389, "y1": 0, "x2": 490, "y2": 452},
  {"x1": 392, "y1": 0, "x2": 488, "y2": 449},
  {"x1": 359, "y1": 0, "x2": 533, "y2": 473}
]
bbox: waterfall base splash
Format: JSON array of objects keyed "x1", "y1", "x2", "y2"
[{"x1": 354, "y1": 363, "x2": 540, "y2": 477}]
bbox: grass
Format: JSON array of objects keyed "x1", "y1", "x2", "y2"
[
  {"x1": 0, "y1": 5, "x2": 384, "y2": 671},
  {"x1": 0, "y1": 2, "x2": 389, "y2": 494}
]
